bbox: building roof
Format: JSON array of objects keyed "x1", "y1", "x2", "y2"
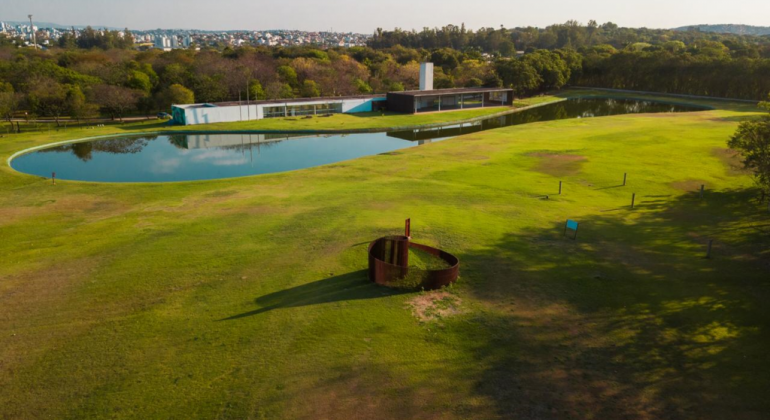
[
  {"x1": 174, "y1": 94, "x2": 386, "y2": 109},
  {"x1": 388, "y1": 87, "x2": 513, "y2": 98}
]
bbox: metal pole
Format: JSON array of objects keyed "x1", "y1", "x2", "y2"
[
  {"x1": 246, "y1": 80, "x2": 251, "y2": 121},
  {"x1": 623, "y1": 173, "x2": 627, "y2": 186},
  {"x1": 559, "y1": 181, "x2": 562, "y2": 195},
  {"x1": 52, "y1": 171, "x2": 55, "y2": 185},
  {"x1": 631, "y1": 193, "x2": 636, "y2": 209}
]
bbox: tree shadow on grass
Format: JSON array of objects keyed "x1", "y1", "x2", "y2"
[
  {"x1": 455, "y1": 189, "x2": 770, "y2": 419},
  {"x1": 221, "y1": 270, "x2": 407, "y2": 320}
]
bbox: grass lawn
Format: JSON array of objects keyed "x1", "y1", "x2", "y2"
[{"x1": 1, "y1": 91, "x2": 769, "y2": 419}]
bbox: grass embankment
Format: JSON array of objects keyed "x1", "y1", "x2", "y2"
[{"x1": 1, "y1": 91, "x2": 768, "y2": 419}]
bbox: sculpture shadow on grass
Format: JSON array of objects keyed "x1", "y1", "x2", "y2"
[{"x1": 221, "y1": 270, "x2": 407, "y2": 320}]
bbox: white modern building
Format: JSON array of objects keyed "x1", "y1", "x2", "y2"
[{"x1": 172, "y1": 95, "x2": 387, "y2": 126}]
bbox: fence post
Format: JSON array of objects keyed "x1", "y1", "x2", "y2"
[
  {"x1": 623, "y1": 173, "x2": 627, "y2": 186},
  {"x1": 631, "y1": 193, "x2": 636, "y2": 209},
  {"x1": 559, "y1": 181, "x2": 562, "y2": 195}
]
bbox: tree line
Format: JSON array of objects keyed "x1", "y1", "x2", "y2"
[{"x1": 2, "y1": 21, "x2": 770, "y2": 129}]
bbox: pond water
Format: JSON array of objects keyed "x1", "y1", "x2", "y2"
[{"x1": 10, "y1": 98, "x2": 704, "y2": 183}]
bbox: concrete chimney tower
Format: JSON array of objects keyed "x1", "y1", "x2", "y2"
[
  {"x1": 419, "y1": 62, "x2": 434, "y2": 91},
  {"x1": 28, "y1": 15, "x2": 37, "y2": 50}
]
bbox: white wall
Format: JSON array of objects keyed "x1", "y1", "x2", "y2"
[{"x1": 178, "y1": 97, "x2": 385, "y2": 126}]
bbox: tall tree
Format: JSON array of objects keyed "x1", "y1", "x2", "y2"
[
  {"x1": 65, "y1": 85, "x2": 98, "y2": 122},
  {"x1": 0, "y1": 82, "x2": 20, "y2": 126},
  {"x1": 27, "y1": 78, "x2": 70, "y2": 126},
  {"x1": 90, "y1": 84, "x2": 141, "y2": 121},
  {"x1": 728, "y1": 97, "x2": 770, "y2": 199}
]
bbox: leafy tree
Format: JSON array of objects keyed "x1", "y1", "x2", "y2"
[
  {"x1": 728, "y1": 97, "x2": 770, "y2": 196},
  {"x1": 58, "y1": 32, "x2": 78, "y2": 49},
  {"x1": 430, "y1": 48, "x2": 461, "y2": 72},
  {"x1": 277, "y1": 66, "x2": 298, "y2": 88},
  {"x1": 354, "y1": 79, "x2": 373, "y2": 94},
  {"x1": 76, "y1": 26, "x2": 133, "y2": 49},
  {"x1": 90, "y1": 84, "x2": 142, "y2": 121},
  {"x1": 27, "y1": 78, "x2": 70, "y2": 126},
  {"x1": 495, "y1": 59, "x2": 542, "y2": 96},
  {"x1": 65, "y1": 85, "x2": 98, "y2": 122},
  {"x1": 523, "y1": 50, "x2": 570, "y2": 90},
  {"x1": 300, "y1": 80, "x2": 320, "y2": 97},
  {"x1": 193, "y1": 75, "x2": 228, "y2": 103},
  {"x1": 0, "y1": 82, "x2": 19, "y2": 125},
  {"x1": 152, "y1": 84, "x2": 195, "y2": 113},
  {"x1": 249, "y1": 80, "x2": 267, "y2": 100},
  {"x1": 466, "y1": 77, "x2": 483, "y2": 87},
  {"x1": 278, "y1": 83, "x2": 295, "y2": 99},
  {"x1": 127, "y1": 70, "x2": 152, "y2": 93},
  {"x1": 160, "y1": 63, "x2": 190, "y2": 87}
]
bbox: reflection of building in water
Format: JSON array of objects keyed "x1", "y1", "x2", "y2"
[
  {"x1": 178, "y1": 133, "x2": 307, "y2": 150},
  {"x1": 387, "y1": 121, "x2": 483, "y2": 142}
]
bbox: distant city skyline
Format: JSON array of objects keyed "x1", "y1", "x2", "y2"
[{"x1": 3, "y1": 0, "x2": 770, "y2": 33}]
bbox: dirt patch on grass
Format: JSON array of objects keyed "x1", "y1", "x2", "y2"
[
  {"x1": 671, "y1": 179, "x2": 709, "y2": 192},
  {"x1": 529, "y1": 152, "x2": 587, "y2": 177},
  {"x1": 0, "y1": 195, "x2": 124, "y2": 226},
  {"x1": 712, "y1": 148, "x2": 751, "y2": 176},
  {"x1": 407, "y1": 291, "x2": 463, "y2": 323},
  {"x1": 0, "y1": 258, "x2": 100, "y2": 405},
  {"x1": 286, "y1": 367, "x2": 471, "y2": 420}
]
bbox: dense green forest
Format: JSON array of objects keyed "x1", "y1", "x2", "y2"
[{"x1": 1, "y1": 21, "x2": 769, "y2": 125}]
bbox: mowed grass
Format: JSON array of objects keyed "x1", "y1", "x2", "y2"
[{"x1": 1, "y1": 92, "x2": 769, "y2": 419}]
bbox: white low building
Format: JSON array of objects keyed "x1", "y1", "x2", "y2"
[{"x1": 171, "y1": 95, "x2": 387, "y2": 126}]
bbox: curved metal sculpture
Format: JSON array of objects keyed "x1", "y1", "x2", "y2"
[{"x1": 367, "y1": 233, "x2": 459, "y2": 291}]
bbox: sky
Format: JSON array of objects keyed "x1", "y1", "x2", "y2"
[{"x1": 3, "y1": 0, "x2": 770, "y2": 33}]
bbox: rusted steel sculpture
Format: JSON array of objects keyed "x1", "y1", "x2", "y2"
[{"x1": 367, "y1": 220, "x2": 459, "y2": 290}]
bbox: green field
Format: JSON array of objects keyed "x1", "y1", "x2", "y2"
[{"x1": 1, "y1": 91, "x2": 769, "y2": 420}]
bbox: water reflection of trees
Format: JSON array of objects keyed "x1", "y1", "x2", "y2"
[
  {"x1": 39, "y1": 136, "x2": 157, "y2": 162},
  {"x1": 390, "y1": 99, "x2": 700, "y2": 143}
]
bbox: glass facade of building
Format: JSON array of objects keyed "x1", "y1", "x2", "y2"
[{"x1": 263, "y1": 103, "x2": 344, "y2": 119}]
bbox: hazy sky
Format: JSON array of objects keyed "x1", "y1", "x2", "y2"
[{"x1": 4, "y1": 0, "x2": 770, "y2": 33}]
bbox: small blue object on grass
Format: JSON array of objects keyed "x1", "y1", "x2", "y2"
[{"x1": 564, "y1": 219, "x2": 579, "y2": 240}]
